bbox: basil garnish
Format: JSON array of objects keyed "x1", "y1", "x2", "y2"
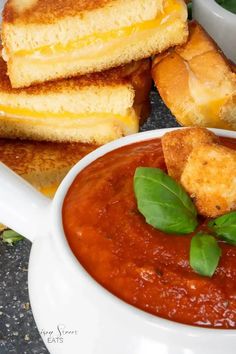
[
  {"x1": 190, "y1": 233, "x2": 221, "y2": 277},
  {"x1": 1, "y1": 230, "x2": 24, "y2": 245},
  {"x1": 134, "y1": 167, "x2": 198, "y2": 234},
  {"x1": 208, "y1": 211, "x2": 236, "y2": 245},
  {"x1": 216, "y1": 0, "x2": 236, "y2": 14},
  {"x1": 190, "y1": 232, "x2": 221, "y2": 277}
]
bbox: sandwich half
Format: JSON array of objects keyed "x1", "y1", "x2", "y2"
[
  {"x1": 0, "y1": 57, "x2": 151, "y2": 144},
  {"x1": 2, "y1": 0, "x2": 188, "y2": 88},
  {"x1": 0, "y1": 139, "x2": 95, "y2": 197},
  {"x1": 0, "y1": 138, "x2": 95, "y2": 230},
  {"x1": 152, "y1": 21, "x2": 236, "y2": 130}
]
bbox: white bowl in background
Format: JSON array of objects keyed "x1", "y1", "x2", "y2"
[{"x1": 193, "y1": 0, "x2": 236, "y2": 63}]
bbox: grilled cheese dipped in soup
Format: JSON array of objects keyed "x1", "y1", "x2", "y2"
[{"x1": 63, "y1": 129, "x2": 236, "y2": 329}]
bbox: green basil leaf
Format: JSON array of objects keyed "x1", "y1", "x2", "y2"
[
  {"x1": 1, "y1": 230, "x2": 24, "y2": 245},
  {"x1": 208, "y1": 211, "x2": 236, "y2": 245},
  {"x1": 134, "y1": 167, "x2": 198, "y2": 234},
  {"x1": 188, "y1": 2, "x2": 192, "y2": 19},
  {"x1": 216, "y1": 0, "x2": 236, "y2": 14},
  {"x1": 190, "y1": 233, "x2": 221, "y2": 277}
]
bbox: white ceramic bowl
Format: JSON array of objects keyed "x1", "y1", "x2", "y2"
[
  {"x1": 193, "y1": 0, "x2": 236, "y2": 63},
  {"x1": 1, "y1": 128, "x2": 236, "y2": 354}
]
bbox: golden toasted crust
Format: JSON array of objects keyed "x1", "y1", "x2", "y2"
[
  {"x1": 181, "y1": 144, "x2": 236, "y2": 218},
  {"x1": 3, "y1": 0, "x2": 113, "y2": 24},
  {"x1": 0, "y1": 55, "x2": 149, "y2": 94},
  {"x1": 0, "y1": 138, "x2": 95, "y2": 230},
  {"x1": 0, "y1": 139, "x2": 95, "y2": 178},
  {"x1": 161, "y1": 128, "x2": 219, "y2": 182},
  {"x1": 231, "y1": 63, "x2": 236, "y2": 73},
  {"x1": 152, "y1": 21, "x2": 236, "y2": 130}
]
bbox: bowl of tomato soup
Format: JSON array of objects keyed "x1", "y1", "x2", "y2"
[
  {"x1": 1, "y1": 128, "x2": 236, "y2": 354},
  {"x1": 63, "y1": 130, "x2": 236, "y2": 329}
]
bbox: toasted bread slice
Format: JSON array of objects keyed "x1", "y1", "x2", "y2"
[
  {"x1": 2, "y1": 0, "x2": 188, "y2": 88},
  {"x1": 161, "y1": 127, "x2": 219, "y2": 181},
  {"x1": 0, "y1": 57, "x2": 151, "y2": 144},
  {"x1": 181, "y1": 144, "x2": 236, "y2": 218},
  {"x1": 0, "y1": 138, "x2": 95, "y2": 230},
  {"x1": 152, "y1": 21, "x2": 236, "y2": 130}
]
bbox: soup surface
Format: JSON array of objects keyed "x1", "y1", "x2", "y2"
[{"x1": 63, "y1": 137, "x2": 236, "y2": 328}]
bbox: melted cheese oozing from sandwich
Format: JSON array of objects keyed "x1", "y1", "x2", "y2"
[
  {"x1": 39, "y1": 184, "x2": 59, "y2": 198},
  {"x1": 13, "y1": 0, "x2": 184, "y2": 59},
  {"x1": 0, "y1": 105, "x2": 139, "y2": 134},
  {"x1": 185, "y1": 63, "x2": 233, "y2": 129}
]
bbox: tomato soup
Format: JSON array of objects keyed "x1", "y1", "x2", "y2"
[{"x1": 63, "y1": 137, "x2": 236, "y2": 328}]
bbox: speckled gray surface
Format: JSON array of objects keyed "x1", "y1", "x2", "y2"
[
  {"x1": 0, "y1": 89, "x2": 179, "y2": 354},
  {"x1": 0, "y1": 239, "x2": 49, "y2": 354}
]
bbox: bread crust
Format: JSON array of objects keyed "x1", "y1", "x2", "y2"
[
  {"x1": 0, "y1": 55, "x2": 148, "y2": 94},
  {"x1": 0, "y1": 138, "x2": 95, "y2": 178},
  {"x1": 181, "y1": 143, "x2": 236, "y2": 218},
  {"x1": 3, "y1": 0, "x2": 113, "y2": 24},
  {"x1": 0, "y1": 138, "x2": 95, "y2": 230},
  {"x1": 152, "y1": 21, "x2": 236, "y2": 130},
  {"x1": 161, "y1": 127, "x2": 219, "y2": 182}
]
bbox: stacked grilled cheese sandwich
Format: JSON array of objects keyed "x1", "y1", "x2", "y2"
[
  {"x1": 2, "y1": 0, "x2": 188, "y2": 88},
  {"x1": 0, "y1": 0, "x2": 189, "y2": 144}
]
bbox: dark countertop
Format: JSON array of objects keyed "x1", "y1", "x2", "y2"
[{"x1": 0, "y1": 90, "x2": 178, "y2": 354}]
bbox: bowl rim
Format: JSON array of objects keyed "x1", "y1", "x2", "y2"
[
  {"x1": 51, "y1": 127, "x2": 236, "y2": 335},
  {"x1": 193, "y1": 0, "x2": 236, "y2": 19}
]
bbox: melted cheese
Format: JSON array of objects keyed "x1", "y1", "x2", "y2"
[
  {"x1": 0, "y1": 105, "x2": 134, "y2": 125},
  {"x1": 39, "y1": 184, "x2": 58, "y2": 198},
  {"x1": 0, "y1": 104, "x2": 139, "y2": 133},
  {"x1": 198, "y1": 99, "x2": 230, "y2": 129},
  {"x1": 185, "y1": 62, "x2": 232, "y2": 129},
  {"x1": 14, "y1": 0, "x2": 184, "y2": 58}
]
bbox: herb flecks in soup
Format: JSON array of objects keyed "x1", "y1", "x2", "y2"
[{"x1": 63, "y1": 136, "x2": 236, "y2": 329}]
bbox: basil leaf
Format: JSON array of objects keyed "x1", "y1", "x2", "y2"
[
  {"x1": 188, "y1": 2, "x2": 192, "y2": 19},
  {"x1": 216, "y1": 0, "x2": 236, "y2": 14},
  {"x1": 190, "y1": 233, "x2": 221, "y2": 277},
  {"x1": 208, "y1": 211, "x2": 236, "y2": 245},
  {"x1": 1, "y1": 230, "x2": 24, "y2": 245},
  {"x1": 134, "y1": 167, "x2": 198, "y2": 234}
]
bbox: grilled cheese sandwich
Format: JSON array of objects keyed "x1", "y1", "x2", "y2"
[
  {"x1": 0, "y1": 138, "x2": 95, "y2": 230},
  {"x1": 2, "y1": 0, "x2": 188, "y2": 88},
  {"x1": 0, "y1": 57, "x2": 151, "y2": 144},
  {"x1": 152, "y1": 21, "x2": 236, "y2": 130}
]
